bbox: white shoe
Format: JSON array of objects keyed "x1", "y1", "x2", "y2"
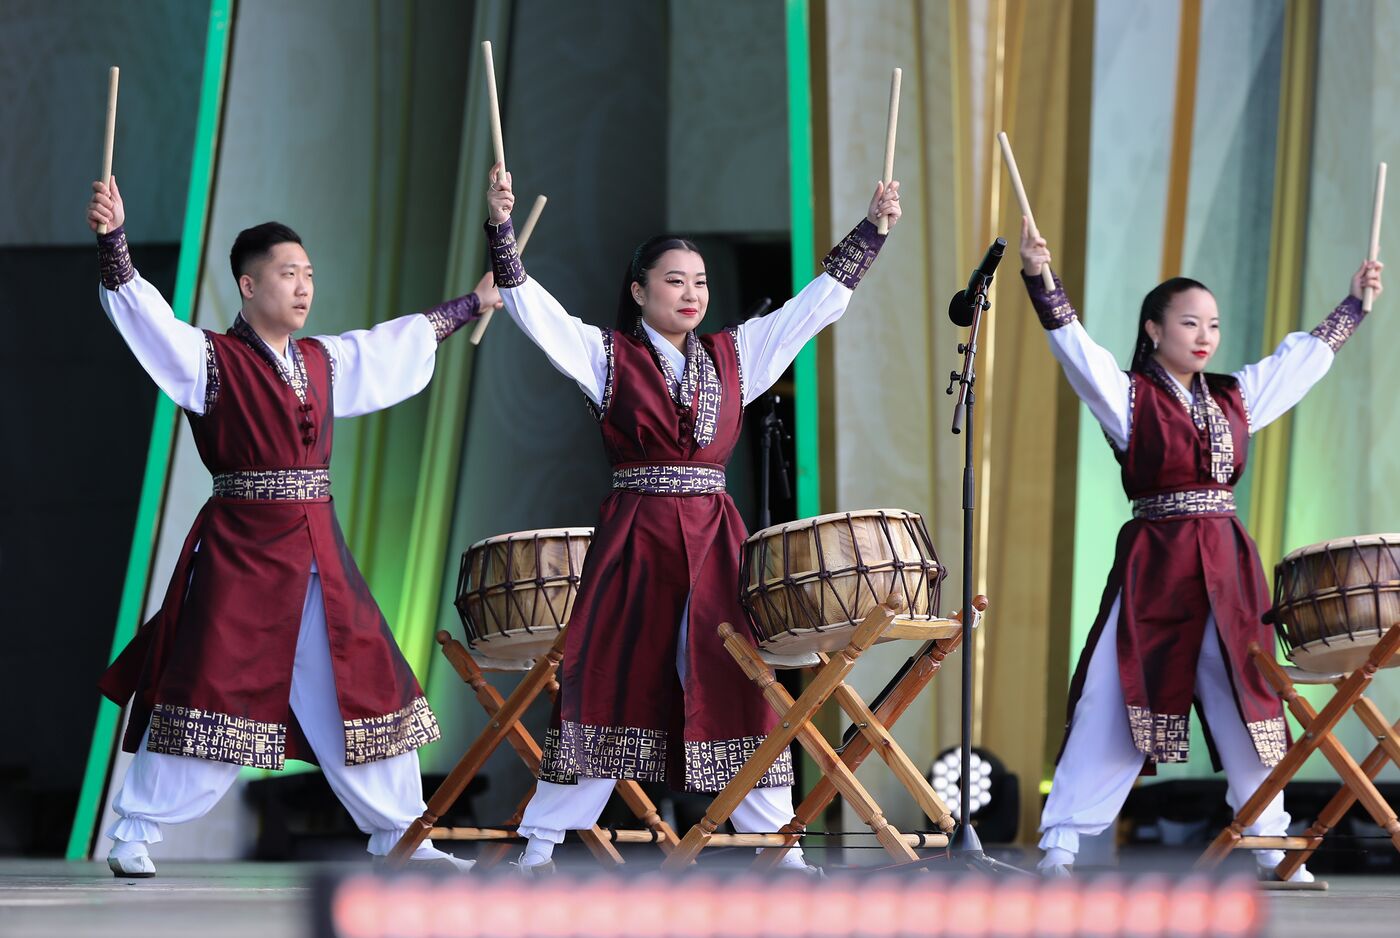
[
  {"x1": 1258, "y1": 861, "x2": 1314, "y2": 884},
  {"x1": 107, "y1": 849, "x2": 156, "y2": 879},
  {"x1": 511, "y1": 853, "x2": 557, "y2": 877},
  {"x1": 423, "y1": 850, "x2": 476, "y2": 874},
  {"x1": 775, "y1": 855, "x2": 825, "y2": 877},
  {"x1": 1038, "y1": 846, "x2": 1074, "y2": 879},
  {"x1": 373, "y1": 847, "x2": 476, "y2": 873},
  {"x1": 783, "y1": 863, "x2": 826, "y2": 877}
]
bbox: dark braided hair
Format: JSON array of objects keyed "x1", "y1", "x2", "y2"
[
  {"x1": 1130, "y1": 277, "x2": 1212, "y2": 372},
  {"x1": 614, "y1": 235, "x2": 703, "y2": 331}
]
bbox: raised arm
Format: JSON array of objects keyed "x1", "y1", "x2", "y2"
[
  {"x1": 735, "y1": 181, "x2": 900, "y2": 404},
  {"x1": 310, "y1": 273, "x2": 498, "y2": 419},
  {"x1": 1234, "y1": 259, "x2": 1383, "y2": 433},
  {"x1": 88, "y1": 178, "x2": 210, "y2": 414},
  {"x1": 484, "y1": 165, "x2": 607, "y2": 405},
  {"x1": 1019, "y1": 217, "x2": 1131, "y2": 450}
]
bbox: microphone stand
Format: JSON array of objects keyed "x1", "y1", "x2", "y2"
[
  {"x1": 757, "y1": 393, "x2": 791, "y2": 531},
  {"x1": 944, "y1": 264, "x2": 1034, "y2": 878},
  {"x1": 742, "y1": 296, "x2": 790, "y2": 532}
]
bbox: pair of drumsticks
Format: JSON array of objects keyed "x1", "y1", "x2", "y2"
[
  {"x1": 92, "y1": 57, "x2": 1388, "y2": 323},
  {"x1": 1000, "y1": 131, "x2": 1387, "y2": 312},
  {"x1": 90, "y1": 53, "x2": 544, "y2": 346}
]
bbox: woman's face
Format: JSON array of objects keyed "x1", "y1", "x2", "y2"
[
  {"x1": 633, "y1": 249, "x2": 708, "y2": 337},
  {"x1": 1147, "y1": 287, "x2": 1220, "y2": 378}
]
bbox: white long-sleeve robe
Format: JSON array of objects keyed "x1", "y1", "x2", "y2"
[
  {"x1": 101, "y1": 269, "x2": 465, "y2": 861},
  {"x1": 1040, "y1": 321, "x2": 1337, "y2": 868},
  {"x1": 502, "y1": 271, "x2": 858, "y2": 861}
]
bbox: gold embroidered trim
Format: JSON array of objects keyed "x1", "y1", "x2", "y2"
[
  {"x1": 821, "y1": 219, "x2": 884, "y2": 289},
  {"x1": 1247, "y1": 717, "x2": 1288, "y2": 767},
  {"x1": 343, "y1": 696, "x2": 441, "y2": 765},
  {"x1": 539, "y1": 721, "x2": 669, "y2": 785},
  {"x1": 611, "y1": 464, "x2": 727, "y2": 495},
  {"x1": 539, "y1": 719, "x2": 794, "y2": 793},
  {"x1": 1310, "y1": 297, "x2": 1366, "y2": 352},
  {"x1": 1126, "y1": 705, "x2": 1191, "y2": 763},
  {"x1": 212, "y1": 468, "x2": 330, "y2": 500},
  {"x1": 146, "y1": 703, "x2": 286, "y2": 769},
  {"x1": 586, "y1": 327, "x2": 616, "y2": 421},
  {"x1": 684, "y1": 737, "x2": 794, "y2": 792},
  {"x1": 1142, "y1": 360, "x2": 1236, "y2": 484},
  {"x1": 1131, "y1": 488, "x2": 1236, "y2": 520}
]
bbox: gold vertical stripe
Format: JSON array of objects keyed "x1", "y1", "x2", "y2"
[
  {"x1": 1250, "y1": 0, "x2": 1319, "y2": 570},
  {"x1": 971, "y1": 0, "x2": 1009, "y2": 744},
  {"x1": 1044, "y1": 0, "x2": 1096, "y2": 785},
  {"x1": 1162, "y1": 0, "x2": 1201, "y2": 278}
]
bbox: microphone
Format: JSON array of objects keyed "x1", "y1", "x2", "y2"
[
  {"x1": 743, "y1": 296, "x2": 773, "y2": 321},
  {"x1": 947, "y1": 238, "x2": 1006, "y2": 327}
]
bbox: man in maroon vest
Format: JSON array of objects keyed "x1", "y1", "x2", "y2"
[{"x1": 88, "y1": 177, "x2": 494, "y2": 876}]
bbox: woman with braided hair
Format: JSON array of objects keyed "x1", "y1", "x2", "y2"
[
  {"x1": 1019, "y1": 217, "x2": 1383, "y2": 881},
  {"x1": 483, "y1": 163, "x2": 901, "y2": 873}
]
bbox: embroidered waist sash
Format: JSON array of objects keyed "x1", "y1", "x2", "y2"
[
  {"x1": 212, "y1": 468, "x2": 331, "y2": 501},
  {"x1": 1131, "y1": 488, "x2": 1235, "y2": 520},
  {"x1": 611, "y1": 463, "x2": 727, "y2": 496}
]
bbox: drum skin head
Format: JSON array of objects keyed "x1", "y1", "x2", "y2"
[
  {"x1": 1274, "y1": 533, "x2": 1400, "y2": 673},
  {"x1": 456, "y1": 528, "x2": 594, "y2": 660},
  {"x1": 741, "y1": 509, "x2": 944, "y2": 655}
]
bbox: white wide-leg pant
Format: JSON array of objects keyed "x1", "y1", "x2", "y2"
[
  {"x1": 517, "y1": 777, "x2": 801, "y2": 847},
  {"x1": 108, "y1": 573, "x2": 443, "y2": 858},
  {"x1": 1039, "y1": 595, "x2": 1290, "y2": 863}
]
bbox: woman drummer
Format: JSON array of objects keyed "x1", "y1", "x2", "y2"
[
  {"x1": 1020, "y1": 218, "x2": 1383, "y2": 880},
  {"x1": 483, "y1": 164, "x2": 900, "y2": 873}
]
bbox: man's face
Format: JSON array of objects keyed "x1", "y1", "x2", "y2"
[{"x1": 240, "y1": 241, "x2": 313, "y2": 335}]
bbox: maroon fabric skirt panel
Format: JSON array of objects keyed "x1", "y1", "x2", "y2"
[
  {"x1": 99, "y1": 498, "x2": 438, "y2": 769},
  {"x1": 1059, "y1": 515, "x2": 1285, "y2": 771},
  {"x1": 543, "y1": 490, "x2": 792, "y2": 793}
]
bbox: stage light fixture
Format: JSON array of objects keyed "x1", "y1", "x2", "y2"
[{"x1": 930, "y1": 745, "x2": 1020, "y2": 843}]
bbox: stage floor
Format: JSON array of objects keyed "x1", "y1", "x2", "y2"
[{"x1": 1, "y1": 858, "x2": 1397, "y2": 937}]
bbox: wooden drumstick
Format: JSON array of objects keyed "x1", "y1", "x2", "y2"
[
  {"x1": 997, "y1": 131, "x2": 1055, "y2": 291},
  {"x1": 470, "y1": 194, "x2": 547, "y2": 345},
  {"x1": 877, "y1": 67, "x2": 902, "y2": 236},
  {"x1": 97, "y1": 66, "x2": 120, "y2": 235},
  {"x1": 482, "y1": 40, "x2": 506, "y2": 178},
  {"x1": 1364, "y1": 161, "x2": 1387, "y2": 312}
]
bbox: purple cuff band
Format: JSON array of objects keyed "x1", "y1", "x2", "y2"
[
  {"x1": 821, "y1": 218, "x2": 886, "y2": 289},
  {"x1": 423, "y1": 293, "x2": 482, "y2": 344},
  {"x1": 1022, "y1": 271, "x2": 1077, "y2": 330},
  {"x1": 98, "y1": 225, "x2": 135, "y2": 291},
  {"x1": 1309, "y1": 295, "x2": 1366, "y2": 352},
  {"x1": 484, "y1": 218, "x2": 527, "y2": 288}
]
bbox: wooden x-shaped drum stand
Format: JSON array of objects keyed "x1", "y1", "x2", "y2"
[
  {"x1": 387, "y1": 628, "x2": 679, "y2": 869},
  {"x1": 661, "y1": 598, "x2": 982, "y2": 871},
  {"x1": 1197, "y1": 623, "x2": 1400, "y2": 881}
]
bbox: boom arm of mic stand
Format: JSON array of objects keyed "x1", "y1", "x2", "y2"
[{"x1": 950, "y1": 283, "x2": 989, "y2": 434}]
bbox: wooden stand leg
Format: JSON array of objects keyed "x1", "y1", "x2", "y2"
[
  {"x1": 1276, "y1": 706, "x2": 1400, "y2": 881},
  {"x1": 1265, "y1": 636, "x2": 1400, "y2": 858},
  {"x1": 412, "y1": 628, "x2": 677, "y2": 868},
  {"x1": 614, "y1": 780, "x2": 680, "y2": 853},
  {"x1": 388, "y1": 630, "x2": 568, "y2": 866},
  {"x1": 831, "y1": 679, "x2": 955, "y2": 831},
  {"x1": 754, "y1": 630, "x2": 965, "y2": 869},
  {"x1": 792, "y1": 714, "x2": 920, "y2": 864},
  {"x1": 1200, "y1": 627, "x2": 1400, "y2": 869},
  {"x1": 1278, "y1": 693, "x2": 1400, "y2": 855},
  {"x1": 476, "y1": 785, "x2": 538, "y2": 870},
  {"x1": 662, "y1": 603, "x2": 901, "y2": 871}
]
